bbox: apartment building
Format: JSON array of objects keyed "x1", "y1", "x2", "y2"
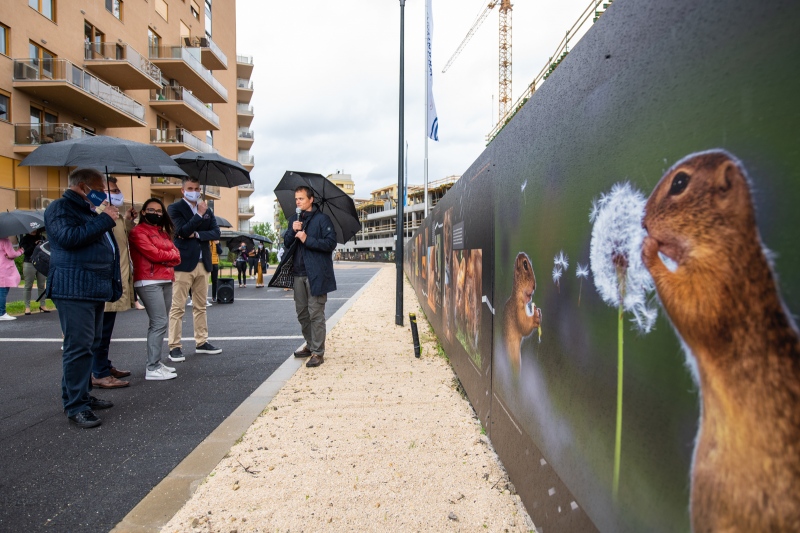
[{"x1": 0, "y1": 0, "x2": 255, "y2": 229}]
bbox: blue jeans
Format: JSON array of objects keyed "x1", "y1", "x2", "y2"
[
  {"x1": 92, "y1": 311, "x2": 117, "y2": 379},
  {"x1": 0, "y1": 287, "x2": 8, "y2": 315},
  {"x1": 53, "y1": 299, "x2": 105, "y2": 416}
]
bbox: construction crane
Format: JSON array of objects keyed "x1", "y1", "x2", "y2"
[{"x1": 442, "y1": 0, "x2": 513, "y2": 121}]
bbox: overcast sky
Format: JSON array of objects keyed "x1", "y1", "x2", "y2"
[{"x1": 236, "y1": 0, "x2": 594, "y2": 224}]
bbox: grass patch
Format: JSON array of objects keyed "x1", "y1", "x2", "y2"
[{"x1": 5, "y1": 299, "x2": 55, "y2": 316}]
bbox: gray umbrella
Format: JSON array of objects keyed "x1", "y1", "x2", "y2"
[{"x1": 0, "y1": 210, "x2": 45, "y2": 238}]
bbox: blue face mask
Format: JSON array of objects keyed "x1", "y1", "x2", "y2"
[{"x1": 86, "y1": 188, "x2": 108, "y2": 207}]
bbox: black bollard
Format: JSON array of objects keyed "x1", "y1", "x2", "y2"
[{"x1": 409, "y1": 313, "x2": 421, "y2": 358}]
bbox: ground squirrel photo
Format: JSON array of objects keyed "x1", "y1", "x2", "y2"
[{"x1": 503, "y1": 252, "x2": 542, "y2": 375}]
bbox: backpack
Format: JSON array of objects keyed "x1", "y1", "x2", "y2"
[{"x1": 30, "y1": 240, "x2": 51, "y2": 276}]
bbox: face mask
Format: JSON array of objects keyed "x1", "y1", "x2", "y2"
[
  {"x1": 144, "y1": 213, "x2": 163, "y2": 225},
  {"x1": 184, "y1": 191, "x2": 201, "y2": 202},
  {"x1": 85, "y1": 187, "x2": 108, "y2": 207},
  {"x1": 109, "y1": 192, "x2": 124, "y2": 207},
  {"x1": 258, "y1": 244, "x2": 263, "y2": 249}
]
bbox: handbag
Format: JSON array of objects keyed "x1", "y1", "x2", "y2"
[
  {"x1": 268, "y1": 240, "x2": 297, "y2": 289},
  {"x1": 30, "y1": 240, "x2": 51, "y2": 276}
]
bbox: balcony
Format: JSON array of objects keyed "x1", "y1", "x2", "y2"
[
  {"x1": 150, "y1": 176, "x2": 220, "y2": 199},
  {"x1": 238, "y1": 205, "x2": 255, "y2": 218},
  {"x1": 149, "y1": 46, "x2": 227, "y2": 103},
  {"x1": 84, "y1": 42, "x2": 161, "y2": 90},
  {"x1": 150, "y1": 86, "x2": 220, "y2": 131},
  {"x1": 238, "y1": 180, "x2": 254, "y2": 196},
  {"x1": 238, "y1": 153, "x2": 254, "y2": 172},
  {"x1": 236, "y1": 103, "x2": 254, "y2": 127},
  {"x1": 13, "y1": 123, "x2": 94, "y2": 154},
  {"x1": 13, "y1": 59, "x2": 146, "y2": 127},
  {"x1": 236, "y1": 54, "x2": 254, "y2": 80},
  {"x1": 150, "y1": 128, "x2": 216, "y2": 155},
  {"x1": 182, "y1": 36, "x2": 227, "y2": 71},
  {"x1": 237, "y1": 129, "x2": 254, "y2": 150},
  {"x1": 236, "y1": 78, "x2": 253, "y2": 104}
]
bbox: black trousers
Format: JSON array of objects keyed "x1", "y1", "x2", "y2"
[
  {"x1": 210, "y1": 264, "x2": 219, "y2": 300},
  {"x1": 237, "y1": 261, "x2": 247, "y2": 285}
]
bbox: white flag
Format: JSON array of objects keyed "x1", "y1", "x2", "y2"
[{"x1": 426, "y1": 0, "x2": 439, "y2": 141}]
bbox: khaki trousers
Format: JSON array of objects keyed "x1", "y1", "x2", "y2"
[{"x1": 168, "y1": 262, "x2": 209, "y2": 349}]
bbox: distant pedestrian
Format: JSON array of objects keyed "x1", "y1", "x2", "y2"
[
  {"x1": 285, "y1": 186, "x2": 337, "y2": 368},
  {"x1": 210, "y1": 239, "x2": 221, "y2": 302},
  {"x1": 19, "y1": 228, "x2": 49, "y2": 314},
  {"x1": 235, "y1": 242, "x2": 249, "y2": 287},
  {"x1": 0, "y1": 236, "x2": 23, "y2": 321},
  {"x1": 45, "y1": 168, "x2": 121, "y2": 428},
  {"x1": 166, "y1": 176, "x2": 222, "y2": 362},
  {"x1": 130, "y1": 198, "x2": 182, "y2": 380},
  {"x1": 247, "y1": 245, "x2": 258, "y2": 278},
  {"x1": 255, "y1": 242, "x2": 268, "y2": 288}
]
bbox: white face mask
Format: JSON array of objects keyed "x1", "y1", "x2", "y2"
[
  {"x1": 184, "y1": 190, "x2": 201, "y2": 202},
  {"x1": 109, "y1": 192, "x2": 124, "y2": 207}
]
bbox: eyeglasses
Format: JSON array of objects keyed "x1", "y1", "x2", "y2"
[{"x1": 145, "y1": 208, "x2": 163, "y2": 215}]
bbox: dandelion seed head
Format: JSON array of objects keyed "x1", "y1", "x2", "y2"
[
  {"x1": 554, "y1": 250, "x2": 569, "y2": 271},
  {"x1": 521, "y1": 179, "x2": 528, "y2": 193},
  {"x1": 552, "y1": 265, "x2": 563, "y2": 283},
  {"x1": 589, "y1": 181, "x2": 656, "y2": 332},
  {"x1": 576, "y1": 263, "x2": 589, "y2": 279}
]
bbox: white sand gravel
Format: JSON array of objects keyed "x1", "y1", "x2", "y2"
[{"x1": 161, "y1": 265, "x2": 533, "y2": 532}]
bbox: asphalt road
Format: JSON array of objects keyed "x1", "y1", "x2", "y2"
[{"x1": 0, "y1": 264, "x2": 380, "y2": 532}]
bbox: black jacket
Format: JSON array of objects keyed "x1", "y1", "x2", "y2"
[
  {"x1": 283, "y1": 207, "x2": 337, "y2": 296},
  {"x1": 44, "y1": 189, "x2": 122, "y2": 302},
  {"x1": 167, "y1": 199, "x2": 220, "y2": 273}
]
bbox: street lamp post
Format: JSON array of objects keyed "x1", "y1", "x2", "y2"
[{"x1": 395, "y1": 0, "x2": 406, "y2": 327}]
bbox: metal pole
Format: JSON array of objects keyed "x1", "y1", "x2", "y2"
[
  {"x1": 424, "y1": 0, "x2": 429, "y2": 218},
  {"x1": 396, "y1": 0, "x2": 406, "y2": 327}
]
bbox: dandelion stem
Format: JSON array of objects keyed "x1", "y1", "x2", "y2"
[
  {"x1": 578, "y1": 280, "x2": 583, "y2": 306},
  {"x1": 613, "y1": 300, "x2": 623, "y2": 502}
]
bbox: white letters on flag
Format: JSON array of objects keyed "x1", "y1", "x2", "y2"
[{"x1": 426, "y1": 0, "x2": 439, "y2": 141}]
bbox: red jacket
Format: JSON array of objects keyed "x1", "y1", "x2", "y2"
[{"x1": 129, "y1": 222, "x2": 181, "y2": 283}]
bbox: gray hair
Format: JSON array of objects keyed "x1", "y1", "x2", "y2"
[{"x1": 68, "y1": 168, "x2": 105, "y2": 188}]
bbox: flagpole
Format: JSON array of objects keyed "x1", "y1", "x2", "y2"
[
  {"x1": 395, "y1": 0, "x2": 406, "y2": 327},
  {"x1": 424, "y1": 28, "x2": 429, "y2": 218}
]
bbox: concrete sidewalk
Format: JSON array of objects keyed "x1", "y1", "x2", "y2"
[{"x1": 115, "y1": 265, "x2": 532, "y2": 532}]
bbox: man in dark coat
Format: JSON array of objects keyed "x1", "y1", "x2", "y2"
[
  {"x1": 45, "y1": 168, "x2": 122, "y2": 428},
  {"x1": 284, "y1": 185, "x2": 337, "y2": 367},
  {"x1": 166, "y1": 176, "x2": 222, "y2": 362}
]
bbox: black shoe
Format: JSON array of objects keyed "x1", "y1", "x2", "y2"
[
  {"x1": 68, "y1": 410, "x2": 102, "y2": 428},
  {"x1": 89, "y1": 396, "x2": 113, "y2": 410},
  {"x1": 168, "y1": 348, "x2": 185, "y2": 362},
  {"x1": 294, "y1": 347, "x2": 312, "y2": 358},
  {"x1": 196, "y1": 342, "x2": 222, "y2": 354}
]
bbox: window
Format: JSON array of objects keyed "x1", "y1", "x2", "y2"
[
  {"x1": 204, "y1": 0, "x2": 212, "y2": 38},
  {"x1": 84, "y1": 22, "x2": 105, "y2": 59},
  {"x1": 180, "y1": 20, "x2": 190, "y2": 43},
  {"x1": 105, "y1": 0, "x2": 122, "y2": 20},
  {"x1": 190, "y1": 1, "x2": 199, "y2": 20},
  {"x1": 29, "y1": 0, "x2": 55, "y2": 22},
  {"x1": 29, "y1": 42, "x2": 56, "y2": 79},
  {"x1": 155, "y1": 0, "x2": 168, "y2": 21},
  {"x1": 0, "y1": 91, "x2": 10, "y2": 122},
  {"x1": 148, "y1": 28, "x2": 161, "y2": 57},
  {"x1": 0, "y1": 23, "x2": 8, "y2": 56}
]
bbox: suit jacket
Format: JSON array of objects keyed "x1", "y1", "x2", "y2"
[{"x1": 167, "y1": 199, "x2": 220, "y2": 273}]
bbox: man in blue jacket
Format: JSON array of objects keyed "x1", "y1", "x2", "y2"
[
  {"x1": 285, "y1": 186, "x2": 337, "y2": 367},
  {"x1": 45, "y1": 168, "x2": 122, "y2": 429}
]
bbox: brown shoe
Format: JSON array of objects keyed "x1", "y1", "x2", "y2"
[
  {"x1": 294, "y1": 347, "x2": 312, "y2": 358},
  {"x1": 92, "y1": 375, "x2": 130, "y2": 389},
  {"x1": 306, "y1": 354, "x2": 324, "y2": 368},
  {"x1": 109, "y1": 367, "x2": 131, "y2": 378}
]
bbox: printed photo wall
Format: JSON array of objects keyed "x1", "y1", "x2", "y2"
[{"x1": 408, "y1": 0, "x2": 800, "y2": 531}]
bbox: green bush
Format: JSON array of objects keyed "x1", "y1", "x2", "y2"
[
  {"x1": 14, "y1": 255, "x2": 24, "y2": 277},
  {"x1": 269, "y1": 251, "x2": 278, "y2": 264}
]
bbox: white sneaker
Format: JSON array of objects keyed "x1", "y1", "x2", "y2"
[
  {"x1": 0, "y1": 313, "x2": 16, "y2": 321},
  {"x1": 206, "y1": 301, "x2": 212, "y2": 307},
  {"x1": 146, "y1": 367, "x2": 177, "y2": 380},
  {"x1": 159, "y1": 362, "x2": 176, "y2": 373},
  {"x1": 186, "y1": 298, "x2": 193, "y2": 306}
]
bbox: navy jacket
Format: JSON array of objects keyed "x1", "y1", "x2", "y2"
[
  {"x1": 168, "y1": 199, "x2": 220, "y2": 273},
  {"x1": 284, "y1": 207, "x2": 337, "y2": 296},
  {"x1": 44, "y1": 189, "x2": 122, "y2": 302}
]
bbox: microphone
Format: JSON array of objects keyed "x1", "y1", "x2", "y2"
[{"x1": 296, "y1": 207, "x2": 302, "y2": 230}]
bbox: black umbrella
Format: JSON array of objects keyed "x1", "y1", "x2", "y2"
[
  {"x1": 215, "y1": 215, "x2": 233, "y2": 228},
  {"x1": 248, "y1": 233, "x2": 272, "y2": 244},
  {"x1": 225, "y1": 234, "x2": 254, "y2": 250},
  {"x1": 19, "y1": 135, "x2": 187, "y2": 205},
  {"x1": 171, "y1": 152, "x2": 251, "y2": 197},
  {"x1": 0, "y1": 210, "x2": 45, "y2": 238},
  {"x1": 274, "y1": 171, "x2": 360, "y2": 244}
]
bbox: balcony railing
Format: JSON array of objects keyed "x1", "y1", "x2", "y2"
[
  {"x1": 238, "y1": 154, "x2": 254, "y2": 166},
  {"x1": 199, "y1": 36, "x2": 227, "y2": 67},
  {"x1": 237, "y1": 129, "x2": 254, "y2": 139},
  {"x1": 150, "y1": 176, "x2": 220, "y2": 197},
  {"x1": 236, "y1": 78, "x2": 253, "y2": 90},
  {"x1": 150, "y1": 128, "x2": 215, "y2": 153},
  {"x1": 13, "y1": 59, "x2": 145, "y2": 122},
  {"x1": 236, "y1": 55, "x2": 254, "y2": 65},
  {"x1": 238, "y1": 181, "x2": 254, "y2": 190},
  {"x1": 84, "y1": 42, "x2": 161, "y2": 84},
  {"x1": 238, "y1": 205, "x2": 255, "y2": 214},
  {"x1": 14, "y1": 122, "x2": 94, "y2": 146},
  {"x1": 148, "y1": 46, "x2": 228, "y2": 100},
  {"x1": 236, "y1": 103, "x2": 254, "y2": 115},
  {"x1": 150, "y1": 86, "x2": 220, "y2": 128}
]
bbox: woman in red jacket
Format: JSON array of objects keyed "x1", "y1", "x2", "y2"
[{"x1": 129, "y1": 198, "x2": 182, "y2": 381}]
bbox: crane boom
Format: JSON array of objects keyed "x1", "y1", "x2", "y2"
[{"x1": 441, "y1": 1, "x2": 499, "y2": 73}]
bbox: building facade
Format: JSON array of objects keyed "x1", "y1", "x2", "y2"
[{"x1": 0, "y1": 0, "x2": 254, "y2": 225}]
